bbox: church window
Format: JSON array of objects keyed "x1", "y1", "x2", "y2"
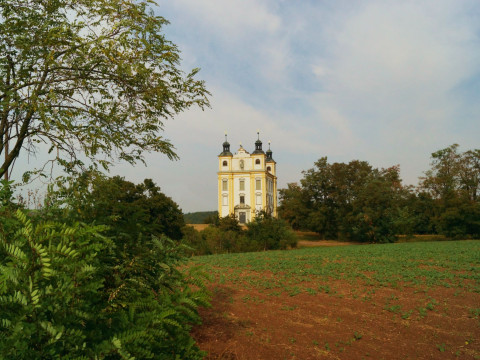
[
  {"x1": 222, "y1": 195, "x2": 228, "y2": 206},
  {"x1": 256, "y1": 179, "x2": 261, "y2": 190},
  {"x1": 267, "y1": 166, "x2": 271, "y2": 172},
  {"x1": 256, "y1": 193, "x2": 262, "y2": 205},
  {"x1": 239, "y1": 179, "x2": 245, "y2": 191},
  {"x1": 255, "y1": 159, "x2": 261, "y2": 165},
  {"x1": 240, "y1": 195, "x2": 245, "y2": 204},
  {"x1": 222, "y1": 179, "x2": 228, "y2": 191},
  {"x1": 223, "y1": 160, "x2": 228, "y2": 167}
]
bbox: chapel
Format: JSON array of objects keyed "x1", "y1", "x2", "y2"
[{"x1": 217, "y1": 132, "x2": 277, "y2": 223}]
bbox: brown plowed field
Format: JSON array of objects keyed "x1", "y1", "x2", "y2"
[
  {"x1": 191, "y1": 242, "x2": 480, "y2": 359},
  {"x1": 193, "y1": 282, "x2": 479, "y2": 359}
]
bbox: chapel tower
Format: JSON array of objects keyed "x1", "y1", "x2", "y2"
[{"x1": 218, "y1": 132, "x2": 277, "y2": 223}]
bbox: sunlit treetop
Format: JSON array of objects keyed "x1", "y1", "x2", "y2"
[{"x1": 0, "y1": 0, "x2": 210, "y2": 180}]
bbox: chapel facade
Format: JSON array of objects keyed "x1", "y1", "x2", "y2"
[{"x1": 217, "y1": 132, "x2": 277, "y2": 224}]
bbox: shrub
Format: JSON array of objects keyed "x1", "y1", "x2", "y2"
[
  {"x1": 0, "y1": 180, "x2": 21, "y2": 236},
  {"x1": 245, "y1": 212, "x2": 298, "y2": 250},
  {"x1": 0, "y1": 210, "x2": 209, "y2": 359}
]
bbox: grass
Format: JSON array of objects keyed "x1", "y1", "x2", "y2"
[{"x1": 397, "y1": 234, "x2": 449, "y2": 243}]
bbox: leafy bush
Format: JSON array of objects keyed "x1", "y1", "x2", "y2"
[
  {"x1": 184, "y1": 213, "x2": 297, "y2": 255},
  {"x1": 0, "y1": 180, "x2": 21, "y2": 236},
  {"x1": 0, "y1": 210, "x2": 209, "y2": 359},
  {"x1": 245, "y1": 212, "x2": 298, "y2": 250}
]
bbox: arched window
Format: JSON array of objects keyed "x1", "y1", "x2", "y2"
[
  {"x1": 255, "y1": 159, "x2": 260, "y2": 165},
  {"x1": 267, "y1": 166, "x2": 271, "y2": 172},
  {"x1": 222, "y1": 160, "x2": 227, "y2": 166}
]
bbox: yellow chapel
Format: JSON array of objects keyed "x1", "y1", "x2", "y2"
[{"x1": 217, "y1": 132, "x2": 277, "y2": 224}]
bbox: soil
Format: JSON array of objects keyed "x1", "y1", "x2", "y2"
[{"x1": 192, "y1": 275, "x2": 480, "y2": 359}]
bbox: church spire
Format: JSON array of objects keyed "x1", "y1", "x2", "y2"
[
  {"x1": 220, "y1": 131, "x2": 233, "y2": 156},
  {"x1": 266, "y1": 140, "x2": 274, "y2": 162},
  {"x1": 252, "y1": 130, "x2": 264, "y2": 154}
]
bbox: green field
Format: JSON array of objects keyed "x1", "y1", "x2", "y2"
[
  {"x1": 191, "y1": 240, "x2": 480, "y2": 359},
  {"x1": 192, "y1": 240, "x2": 480, "y2": 292}
]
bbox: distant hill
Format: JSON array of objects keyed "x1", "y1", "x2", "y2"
[{"x1": 184, "y1": 211, "x2": 218, "y2": 224}]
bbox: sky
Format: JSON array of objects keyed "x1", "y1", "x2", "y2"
[{"x1": 14, "y1": 0, "x2": 480, "y2": 212}]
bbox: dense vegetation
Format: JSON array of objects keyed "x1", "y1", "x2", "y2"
[
  {"x1": 279, "y1": 144, "x2": 480, "y2": 242},
  {"x1": 0, "y1": 178, "x2": 210, "y2": 359},
  {"x1": 184, "y1": 211, "x2": 218, "y2": 224},
  {"x1": 183, "y1": 213, "x2": 298, "y2": 255},
  {"x1": 48, "y1": 173, "x2": 186, "y2": 241}
]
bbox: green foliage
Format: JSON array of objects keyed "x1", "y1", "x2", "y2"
[
  {"x1": 280, "y1": 158, "x2": 407, "y2": 242},
  {"x1": 0, "y1": 179, "x2": 21, "y2": 236},
  {"x1": 47, "y1": 172, "x2": 185, "y2": 241},
  {"x1": 182, "y1": 226, "x2": 208, "y2": 256},
  {"x1": 279, "y1": 146, "x2": 480, "y2": 241},
  {"x1": 245, "y1": 211, "x2": 298, "y2": 250},
  {"x1": 183, "y1": 213, "x2": 297, "y2": 255},
  {"x1": 0, "y1": 0, "x2": 209, "y2": 179},
  {"x1": 0, "y1": 210, "x2": 209, "y2": 359},
  {"x1": 277, "y1": 183, "x2": 309, "y2": 231},
  {"x1": 420, "y1": 145, "x2": 480, "y2": 238},
  {"x1": 217, "y1": 214, "x2": 243, "y2": 233},
  {"x1": 183, "y1": 211, "x2": 218, "y2": 224},
  {"x1": 0, "y1": 210, "x2": 108, "y2": 358}
]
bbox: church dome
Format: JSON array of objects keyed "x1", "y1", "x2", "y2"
[
  {"x1": 252, "y1": 132, "x2": 265, "y2": 154},
  {"x1": 219, "y1": 134, "x2": 233, "y2": 156}
]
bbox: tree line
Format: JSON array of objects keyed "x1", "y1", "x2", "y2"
[{"x1": 278, "y1": 144, "x2": 480, "y2": 242}]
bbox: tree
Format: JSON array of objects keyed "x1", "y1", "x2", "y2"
[
  {"x1": 420, "y1": 144, "x2": 480, "y2": 238},
  {"x1": 0, "y1": 0, "x2": 209, "y2": 180},
  {"x1": 279, "y1": 158, "x2": 410, "y2": 242},
  {"x1": 49, "y1": 173, "x2": 185, "y2": 241},
  {"x1": 278, "y1": 183, "x2": 310, "y2": 230},
  {"x1": 420, "y1": 144, "x2": 461, "y2": 206}
]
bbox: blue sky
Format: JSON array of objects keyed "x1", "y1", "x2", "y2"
[
  {"x1": 15, "y1": 0, "x2": 480, "y2": 212},
  {"x1": 120, "y1": 0, "x2": 480, "y2": 213}
]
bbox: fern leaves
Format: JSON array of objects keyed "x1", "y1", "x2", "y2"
[{"x1": 0, "y1": 211, "x2": 210, "y2": 359}]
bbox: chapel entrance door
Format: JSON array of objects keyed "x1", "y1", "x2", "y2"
[{"x1": 239, "y1": 212, "x2": 246, "y2": 224}]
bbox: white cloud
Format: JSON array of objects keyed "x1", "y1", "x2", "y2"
[
  {"x1": 17, "y1": 1, "x2": 480, "y2": 212},
  {"x1": 304, "y1": 0, "x2": 480, "y2": 183},
  {"x1": 110, "y1": 86, "x2": 320, "y2": 211},
  {"x1": 167, "y1": 0, "x2": 280, "y2": 36}
]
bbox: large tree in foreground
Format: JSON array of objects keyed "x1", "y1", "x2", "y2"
[{"x1": 0, "y1": 0, "x2": 209, "y2": 180}]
